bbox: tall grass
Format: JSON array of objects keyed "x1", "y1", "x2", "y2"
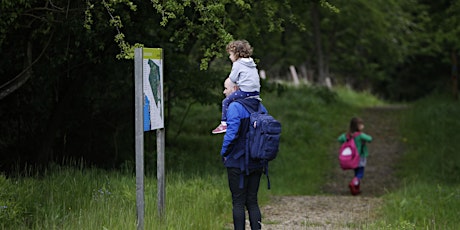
[
  {"x1": 374, "y1": 93, "x2": 460, "y2": 229},
  {"x1": 334, "y1": 86, "x2": 387, "y2": 107},
  {"x1": 0, "y1": 166, "x2": 138, "y2": 229},
  {"x1": 0, "y1": 166, "x2": 232, "y2": 229},
  {"x1": 1, "y1": 85, "x2": 387, "y2": 229}
]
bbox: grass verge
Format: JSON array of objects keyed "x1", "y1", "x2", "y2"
[{"x1": 373, "y1": 93, "x2": 460, "y2": 229}]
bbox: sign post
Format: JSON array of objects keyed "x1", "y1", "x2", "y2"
[
  {"x1": 134, "y1": 48, "x2": 145, "y2": 230},
  {"x1": 134, "y1": 47, "x2": 165, "y2": 230}
]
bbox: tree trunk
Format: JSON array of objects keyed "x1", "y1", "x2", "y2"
[
  {"x1": 452, "y1": 49, "x2": 458, "y2": 100},
  {"x1": 311, "y1": 2, "x2": 325, "y2": 85},
  {"x1": 324, "y1": 52, "x2": 332, "y2": 89}
]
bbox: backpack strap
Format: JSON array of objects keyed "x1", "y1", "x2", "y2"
[
  {"x1": 348, "y1": 132, "x2": 363, "y2": 156},
  {"x1": 234, "y1": 100, "x2": 265, "y2": 189},
  {"x1": 263, "y1": 160, "x2": 271, "y2": 189},
  {"x1": 347, "y1": 132, "x2": 361, "y2": 140},
  {"x1": 237, "y1": 100, "x2": 272, "y2": 190},
  {"x1": 239, "y1": 117, "x2": 251, "y2": 189}
]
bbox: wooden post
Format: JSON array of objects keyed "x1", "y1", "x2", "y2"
[
  {"x1": 300, "y1": 64, "x2": 309, "y2": 85},
  {"x1": 259, "y1": 70, "x2": 266, "y2": 80},
  {"x1": 289, "y1": 65, "x2": 300, "y2": 86}
]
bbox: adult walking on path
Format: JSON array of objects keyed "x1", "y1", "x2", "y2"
[{"x1": 258, "y1": 105, "x2": 406, "y2": 229}]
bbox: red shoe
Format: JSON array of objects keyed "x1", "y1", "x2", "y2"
[
  {"x1": 349, "y1": 177, "x2": 360, "y2": 195},
  {"x1": 353, "y1": 184, "x2": 361, "y2": 195},
  {"x1": 212, "y1": 123, "x2": 227, "y2": 134},
  {"x1": 349, "y1": 181, "x2": 357, "y2": 195}
]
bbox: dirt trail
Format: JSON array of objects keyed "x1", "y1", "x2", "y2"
[{"x1": 259, "y1": 105, "x2": 407, "y2": 229}]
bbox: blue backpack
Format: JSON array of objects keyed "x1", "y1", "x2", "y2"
[{"x1": 238, "y1": 101, "x2": 281, "y2": 189}]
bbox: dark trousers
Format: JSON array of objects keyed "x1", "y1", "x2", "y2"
[
  {"x1": 354, "y1": 166, "x2": 365, "y2": 179},
  {"x1": 227, "y1": 167, "x2": 262, "y2": 230},
  {"x1": 221, "y1": 90, "x2": 260, "y2": 121}
]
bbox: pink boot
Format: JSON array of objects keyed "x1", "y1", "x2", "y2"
[{"x1": 349, "y1": 177, "x2": 360, "y2": 195}]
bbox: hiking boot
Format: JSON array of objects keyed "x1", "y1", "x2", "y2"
[
  {"x1": 349, "y1": 177, "x2": 360, "y2": 195},
  {"x1": 212, "y1": 123, "x2": 227, "y2": 134},
  {"x1": 352, "y1": 184, "x2": 361, "y2": 195},
  {"x1": 349, "y1": 181, "x2": 358, "y2": 195}
]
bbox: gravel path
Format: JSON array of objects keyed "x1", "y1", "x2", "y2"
[{"x1": 259, "y1": 105, "x2": 407, "y2": 230}]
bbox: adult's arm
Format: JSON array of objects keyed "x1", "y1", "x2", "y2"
[{"x1": 220, "y1": 103, "x2": 242, "y2": 155}]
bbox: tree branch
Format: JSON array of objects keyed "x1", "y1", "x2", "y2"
[{"x1": 0, "y1": 30, "x2": 54, "y2": 100}]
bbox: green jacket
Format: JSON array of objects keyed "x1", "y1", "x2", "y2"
[{"x1": 338, "y1": 132, "x2": 373, "y2": 157}]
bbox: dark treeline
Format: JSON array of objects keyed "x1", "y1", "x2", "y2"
[{"x1": 0, "y1": 0, "x2": 458, "y2": 173}]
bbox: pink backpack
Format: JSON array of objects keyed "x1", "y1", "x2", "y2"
[{"x1": 339, "y1": 132, "x2": 360, "y2": 170}]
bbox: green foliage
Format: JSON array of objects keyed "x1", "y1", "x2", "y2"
[
  {"x1": 334, "y1": 86, "x2": 387, "y2": 107},
  {"x1": 377, "y1": 183, "x2": 460, "y2": 229},
  {"x1": 1, "y1": 0, "x2": 459, "y2": 184},
  {"x1": 148, "y1": 173, "x2": 232, "y2": 229},
  {"x1": 325, "y1": 0, "x2": 429, "y2": 87},
  {"x1": 429, "y1": 0, "x2": 460, "y2": 54},
  {"x1": 365, "y1": 220, "x2": 417, "y2": 230},
  {"x1": 310, "y1": 86, "x2": 339, "y2": 104},
  {"x1": 399, "y1": 93, "x2": 460, "y2": 183},
  {"x1": 373, "y1": 93, "x2": 460, "y2": 229},
  {"x1": 0, "y1": 166, "x2": 132, "y2": 229},
  {"x1": 0, "y1": 166, "x2": 232, "y2": 229},
  {"x1": 320, "y1": 0, "x2": 340, "y2": 13},
  {"x1": 141, "y1": 0, "x2": 238, "y2": 68},
  {"x1": 0, "y1": 174, "x2": 25, "y2": 227}
]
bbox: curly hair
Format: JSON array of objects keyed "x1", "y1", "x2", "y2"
[{"x1": 226, "y1": 40, "x2": 253, "y2": 58}]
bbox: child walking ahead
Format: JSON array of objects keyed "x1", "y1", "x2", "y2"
[
  {"x1": 337, "y1": 117, "x2": 373, "y2": 195},
  {"x1": 212, "y1": 40, "x2": 261, "y2": 134}
]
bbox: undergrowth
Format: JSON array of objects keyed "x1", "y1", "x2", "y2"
[{"x1": 373, "y1": 93, "x2": 460, "y2": 229}]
